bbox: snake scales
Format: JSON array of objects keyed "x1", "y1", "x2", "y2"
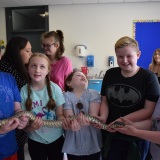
[{"x1": 0, "y1": 111, "x2": 125, "y2": 130}]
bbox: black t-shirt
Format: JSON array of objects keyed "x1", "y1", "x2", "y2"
[{"x1": 101, "y1": 67, "x2": 160, "y2": 123}]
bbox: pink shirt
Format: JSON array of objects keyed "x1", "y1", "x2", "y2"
[{"x1": 50, "y1": 56, "x2": 73, "y2": 91}]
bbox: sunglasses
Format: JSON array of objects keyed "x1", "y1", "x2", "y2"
[
  {"x1": 76, "y1": 102, "x2": 83, "y2": 110},
  {"x1": 41, "y1": 42, "x2": 56, "y2": 49}
]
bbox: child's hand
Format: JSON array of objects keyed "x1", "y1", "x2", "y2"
[
  {"x1": 107, "y1": 118, "x2": 125, "y2": 133},
  {"x1": 18, "y1": 113, "x2": 29, "y2": 129},
  {"x1": 114, "y1": 124, "x2": 137, "y2": 136},
  {"x1": 70, "y1": 119, "x2": 81, "y2": 131},
  {"x1": 29, "y1": 116, "x2": 43, "y2": 130},
  {"x1": 0, "y1": 117, "x2": 19, "y2": 134},
  {"x1": 77, "y1": 112, "x2": 90, "y2": 126},
  {"x1": 114, "y1": 117, "x2": 137, "y2": 136},
  {"x1": 61, "y1": 118, "x2": 71, "y2": 130}
]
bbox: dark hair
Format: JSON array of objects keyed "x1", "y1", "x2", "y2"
[
  {"x1": 41, "y1": 30, "x2": 65, "y2": 59},
  {"x1": 65, "y1": 68, "x2": 81, "y2": 92},
  {"x1": 25, "y1": 53, "x2": 56, "y2": 111},
  {"x1": 2, "y1": 36, "x2": 29, "y2": 81}
]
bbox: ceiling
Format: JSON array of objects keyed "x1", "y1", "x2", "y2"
[{"x1": 0, "y1": 0, "x2": 160, "y2": 8}]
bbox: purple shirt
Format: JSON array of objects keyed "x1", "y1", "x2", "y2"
[{"x1": 50, "y1": 57, "x2": 72, "y2": 91}]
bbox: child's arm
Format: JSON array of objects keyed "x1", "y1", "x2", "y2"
[
  {"x1": 96, "y1": 96, "x2": 109, "y2": 123},
  {"x1": 114, "y1": 118, "x2": 160, "y2": 144},
  {"x1": 89, "y1": 102, "x2": 100, "y2": 116},
  {"x1": 56, "y1": 106, "x2": 71, "y2": 130},
  {"x1": 123, "y1": 100, "x2": 156, "y2": 122},
  {"x1": 107, "y1": 100, "x2": 155, "y2": 132},
  {"x1": 63, "y1": 108, "x2": 81, "y2": 131}
]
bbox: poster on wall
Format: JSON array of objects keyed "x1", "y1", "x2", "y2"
[{"x1": 133, "y1": 20, "x2": 160, "y2": 69}]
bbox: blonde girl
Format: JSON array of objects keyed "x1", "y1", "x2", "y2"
[{"x1": 21, "y1": 53, "x2": 69, "y2": 160}]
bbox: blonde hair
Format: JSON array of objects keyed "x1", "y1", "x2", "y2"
[
  {"x1": 25, "y1": 53, "x2": 56, "y2": 111},
  {"x1": 115, "y1": 36, "x2": 139, "y2": 52},
  {"x1": 151, "y1": 48, "x2": 160, "y2": 66}
]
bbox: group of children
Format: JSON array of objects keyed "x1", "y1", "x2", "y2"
[{"x1": 0, "y1": 35, "x2": 160, "y2": 160}]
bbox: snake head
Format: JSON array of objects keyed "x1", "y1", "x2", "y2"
[{"x1": 110, "y1": 121, "x2": 126, "y2": 129}]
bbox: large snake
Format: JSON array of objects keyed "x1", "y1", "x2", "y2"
[{"x1": 0, "y1": 111, "x2": 125, "y2": 130}]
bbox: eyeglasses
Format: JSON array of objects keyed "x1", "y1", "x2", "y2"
[
  {"x1": 41, "y1": 42, "x2": 56, "y2": 49},
  {"x1": 76, "y1": 102, "x2": 83, "y2": 110}
]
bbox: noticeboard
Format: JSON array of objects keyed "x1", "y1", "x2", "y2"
[{"x1": 133, "y1": 20, "x2": 160, "y2": 69}]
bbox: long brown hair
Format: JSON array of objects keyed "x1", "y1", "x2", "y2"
[
  {"x1": 2, "y1": 36, "x2": 29, "y2": 82},
  {"x1": 25, "y1": 53, "x2": 56, "y2": 111},
  {"x1": 150, "y1": 48, "x2": 160, "y2": 71}
]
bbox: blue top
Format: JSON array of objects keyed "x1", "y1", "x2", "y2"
[
  {"x1": 0, "y1": 72, "x2": 21, "y2": 159},
  {"x1": 21, "y1": 82, "x2": 65, "y2": 144}
]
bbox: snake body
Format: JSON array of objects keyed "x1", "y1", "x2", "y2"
[{"x1": 0, "y1": 111, "x2": 125, "y2": 130}]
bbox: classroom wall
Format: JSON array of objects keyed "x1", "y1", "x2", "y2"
[{"x1": 0, "y1": 2, "x2": 160, "y2": 76}]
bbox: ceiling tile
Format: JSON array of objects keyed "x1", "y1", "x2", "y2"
[
  {"x1": 99, "y1": 0, "x2": 124, "y2": 3},
  {"x1": 44, "y1": 0, "x2": 73, "y2": 5},
  {"x1": 15, "y1": 0, "x2": 47, "y2": 6},
  {"x1": 72, "y1": 0, "x2": 99, "y2": 4},
  {"x1": 0, "y1": 0, "x2": 158, "y2": 8},
  {"x1": 125, "y1": 0, "x2": 150, "y2": 2},
  {"x1": 0, "y1": 0, "x2": 22, "y2": 7}
]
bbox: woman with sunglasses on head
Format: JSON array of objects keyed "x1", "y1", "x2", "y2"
[
  {"x1": 62, "y1": 70, "x2": 102, "y2": 160},
  {"x1": 41, "y1": 30, "x2": 73, "y2": 91}
]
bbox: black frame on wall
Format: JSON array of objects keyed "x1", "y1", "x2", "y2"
[{"x1": 5, "y1": 5, "x2": 49, "y2": 52}]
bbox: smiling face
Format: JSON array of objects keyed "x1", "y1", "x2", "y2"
[
  {"x1": 28, "y1": 55, "x2": 49, "y2": 83},
  {"x1": 116, "y1": 45, "x2": 140, "y2": 74},
  {"x1": 66, "y1": 71, "x2": 88, "y2": 91},
  {"x1": 153, "y1": 49, "x2": 160, "y2": 64}
]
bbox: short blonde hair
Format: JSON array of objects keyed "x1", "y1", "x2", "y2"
[{"x1": 115, "y1": 36, "x2": 139, "y2": 52}]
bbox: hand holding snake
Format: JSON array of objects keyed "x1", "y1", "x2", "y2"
[{"x1": 0, "y1": 111, "x2": 126, "y2": 130}]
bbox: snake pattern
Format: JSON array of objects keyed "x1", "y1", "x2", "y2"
[{"x1": 0, "y1": 111, "x2": 125, "y2": 130}]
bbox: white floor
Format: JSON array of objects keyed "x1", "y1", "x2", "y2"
[{"x1": 24, "y1": 143, "x2": 31, "y2": 160}]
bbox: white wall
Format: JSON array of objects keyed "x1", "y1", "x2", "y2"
[
  {"x1": 0, "y1": 2, "x2": 160, "y2": 77},
  {"x1": 49, "y1": 2, "x2": 160, "y2": 76}
]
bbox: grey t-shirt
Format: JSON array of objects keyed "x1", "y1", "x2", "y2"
[{"x1": 62, "y1": 89, "x2": 102, "y2": 155}]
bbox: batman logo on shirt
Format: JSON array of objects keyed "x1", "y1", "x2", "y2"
[{"x1": 106, "y1": 84, "x2": 141, "y2": 107}]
